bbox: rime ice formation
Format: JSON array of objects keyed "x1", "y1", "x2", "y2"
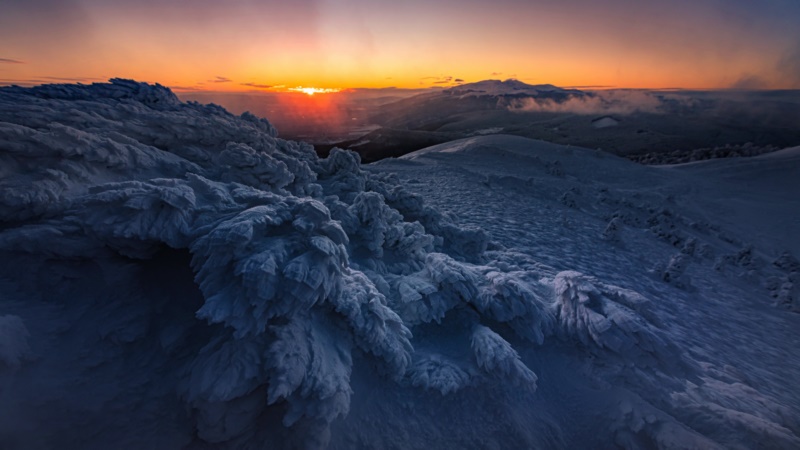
[{"x1": 1, "y1": 80, "x2": 799, "y2": 449}]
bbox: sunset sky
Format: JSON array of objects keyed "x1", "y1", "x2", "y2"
[{"x1": 2, "y1": 0, "x2": 800, "y2": 91}]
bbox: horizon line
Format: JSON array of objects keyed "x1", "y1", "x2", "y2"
[{"x1": 2, "y1": 77, "x2": 800, "y2": 94}]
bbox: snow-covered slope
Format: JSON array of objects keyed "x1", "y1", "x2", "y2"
[
  {"x1": 374, "y1": 135, "x2": 800, "y2": 448},
  {"x1": 1, "y1": 81, "x2": 799, "y2": 449}
]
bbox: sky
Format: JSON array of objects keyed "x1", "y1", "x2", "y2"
[{"x1": 2, "y1": 0, "x2": 800, "y2": 91}]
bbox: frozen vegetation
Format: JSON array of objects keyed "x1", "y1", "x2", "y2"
[
  {"x1": 627, "y1": 142, "x2": 782, "y2": 165},
  {"x1": 1, "y1": 80, "x2": 799, "y2": 449}
]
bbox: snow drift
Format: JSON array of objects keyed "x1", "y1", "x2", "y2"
[{"x1": 1, "y1": 80, "x2": 798, "y2": 449}]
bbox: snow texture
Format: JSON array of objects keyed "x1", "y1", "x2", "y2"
[
  {"x1": 1, "y1": 81, "x2": 799, "y2": 449},
  {"x1": 0, "y1": 315, "x2": 30, "y2": 370},
  {"x1": 376, "y1": 134, "x2": 800, "y2": 449}
]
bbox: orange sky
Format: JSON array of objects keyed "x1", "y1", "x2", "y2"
[{"x1": 2, "y1": 0, "x2": 799, "y2": 91}]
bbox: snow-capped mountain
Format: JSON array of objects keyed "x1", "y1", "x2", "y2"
[
  {"x1": 1, "y1": 80, "x2": 799, "y2": 449},
  {"x1": 444, "y1": 79, "x2": 580, "y2": 98}
]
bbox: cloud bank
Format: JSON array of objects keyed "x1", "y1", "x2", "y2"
[{"x1": 507, "y1": 90, "x2": 667, "y2": 115}]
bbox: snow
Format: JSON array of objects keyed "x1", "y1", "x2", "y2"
[
  {"x1": 375, "y1": 134, "x2": 800, "y2": 448},
  {"x1": 445, "y1": 79, "x2": 577, "y2": 98},
  {"x1": 469, "y1": 127, "x2": 504, "y2": 136},
  {"x1": 1, "y1": 80, "x2": 799, "y2": 449},
  {"x1": 592, "y1": 116, "x2": 620, "y2": 128}
]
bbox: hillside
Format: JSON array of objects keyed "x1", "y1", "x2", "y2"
[{"x1": 1, "y1": 81, "x2": 799, "y2": 449}]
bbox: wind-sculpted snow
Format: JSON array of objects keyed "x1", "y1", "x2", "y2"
[
  {"x1": 552, "y1": 271, "x2": 682, "y2": 369},
  {"x1": 1, "y1": 80, "x2": 774, "y2": 449}
]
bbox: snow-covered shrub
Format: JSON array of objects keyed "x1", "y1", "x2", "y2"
[
  {"x1": 407, "y1": 354, "x2": 472, "y2": 395},
  {"x1": 773, "y1": 251, "x2": 800, "y2": 273},
  {"x1": 647, "y1": 208, "x2": 684, "y2": 246},
  {"x1": 559, "y1": 190, "x2": 577, "y2": 208},
  {"x1": 602, "y1": 217, "x2": 623, "y2": 241},
  {"x1": 471, "y1": 325, "x2": 538, "y2": 390},
  {"x1": 663, "y1": 253, "x2": 691, "y2": 288},
  {"x1": 680, "y1": 237, "x2": 696, "y2": 256},
  {"x1": 0, "y1": 80, "x2": 698, "y2": 448},
  {"x1": 552, "y1": 271, "x2": 677, "y2": 367},
  {"x1": 0, "y1": 80, "x2": 566, "y2": 446},
  {"x1": 547, "y1": 159, "x2": 564, "y2": 177}
]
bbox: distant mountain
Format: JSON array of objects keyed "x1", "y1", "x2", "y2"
[
  {"x1": 315, "y1": 80, "x2": 589, "y2": 161},
  {"x1": 444, "y1": 79, "x2": 581, "y2": 98},
  {"x1": 316, "y1": 81, "x2": 800, "y2": 163}
]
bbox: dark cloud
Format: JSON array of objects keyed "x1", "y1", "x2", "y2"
[
  {"x1": 0, "y1": 58, "x2": 24, "y2": 64},
  {"x1": 424, "y1": 75, "x2": 460, "y2": 85},
  {"x1": 41, "y1": 76, "x2": 104, "y2": 81},
  {"x1": 211, "y1": 76, "x2": 232, "y2": 83},
  {"x1": 564, "y1": 85, "x2": 617, "y2": 89},
  {"x1": 240, "y1": 82, "x2": 272, "y2": 89},
  {"x1": 0, "y1": 78, "x2": 43, "y2": 86},
  {"x1": 1, "y1": 76, "x2": 103, "y2": 87},
  {"x1": 169, "y1": 85, "x2": 206, "y2": 92}
]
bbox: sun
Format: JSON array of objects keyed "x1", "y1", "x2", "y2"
[{"x1": 288, "y1": 86, "x2": 342, "y2": 96}]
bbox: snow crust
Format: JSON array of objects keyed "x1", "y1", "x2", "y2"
[{"x1": 1, "y1": 81, "x2": 799, "y2": 449}]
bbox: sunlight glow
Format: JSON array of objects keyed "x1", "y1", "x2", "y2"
[{"x1": 288, "y1": 86, "x2": 342, "y2": 96}]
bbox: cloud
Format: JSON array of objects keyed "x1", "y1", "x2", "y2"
[
  {"x1": 0, "y1": 75, "x2": 105, "y2": 87},
  {"x1": 240, "y1": 82, "x2": 272, "y2": 89},
  {"x1": 730, "y1": 74, "x2": 768, "y2": 90},
  {"x1": 211, "y1": 76, "x2": 232, "y2": 83},
  {"x1": 169, "y1": 85, "x2": 206, "y2": 92},
  {"x1": 507, "y1": 90, "x2": 666, "y2": 115},
  {"x1": 0, "y1": 58, "x2": 24, "y2": 64},
  {"x1": 0, "y1": 78, "x2": 44, "y2": 86},
  {"x1": 40, "y1": 76, "x2": 104, "y2": 82},
  {"x1": 490, "y1": 72, "x2": 502, "y2": 76},
  {"x1": 777, "y1": 43, "x2": 800, "y2": 88},
  {"x1": 564, "y1": 85, "x2": 617, "y2": 89},
  {"x1": 424, "y1": 75, "x2": 462, "y2": 85}
]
